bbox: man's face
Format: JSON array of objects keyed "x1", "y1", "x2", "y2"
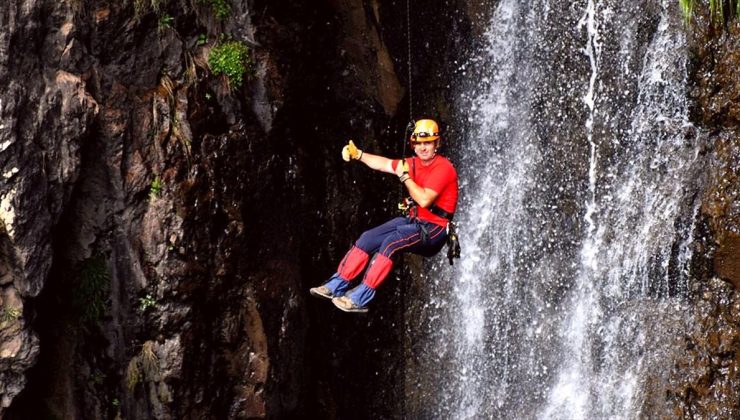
[{"x1": 412, "y1": 140, "x2": 437, "y2": 161}]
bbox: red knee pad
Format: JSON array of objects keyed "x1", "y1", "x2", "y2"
[
  {"x1": 337, "y1": 246, "x2": 369, "y2": 280},
  {"x1": 363, "y1": 254, "x2": 394, "y2": 289}
]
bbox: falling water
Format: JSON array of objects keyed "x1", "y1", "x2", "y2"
[{"x1": 413, "y1": 1, "x2": 707, "y2": 418}]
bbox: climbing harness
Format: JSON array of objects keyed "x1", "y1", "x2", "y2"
[{"x1": 396, "y1": 154, "x2": 461, "y2": 265}]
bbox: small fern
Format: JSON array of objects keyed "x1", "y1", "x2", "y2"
[
  {"x1": 149, "y1": 176, "x2": 164, "y2": 200},
  {"x1": 138, "y1": 294, "x2": 157, "y2": 311},
  {"x1": 208, "y1": 40, "x2": 253, "y2": 88},
  {"x1": 158, "y1": 13, "x2": 174, "y2": 32}
]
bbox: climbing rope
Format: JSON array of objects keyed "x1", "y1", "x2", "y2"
[
  {"x1": 405, "y1": 0, "x2": 414, "y2": 123},
  {"x1": 400, "y1": 3, "x2": 413, "y2": 418},
  {"x1": 399, "y1": 0, "x2": 415, "y2": 206},
  {"x1": 401, "y1": 0, "x2": 415, "y2": 163}
]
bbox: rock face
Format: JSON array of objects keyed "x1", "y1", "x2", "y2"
[
  {"x1": 664, "y1": 14, "x2": 740, "y2": 418},
  {"x1": 1, "y1": 0, "x2": 99, "y2": 413},
  {"x1": 0, "y1": 0, "x2": 439, "y2": 418},
  {"x1": 693, "y1": 18, "x2": 740, "y2": 290},
  {"x1": 0, "y1": 1, "x2": 738, "y2": 419}
]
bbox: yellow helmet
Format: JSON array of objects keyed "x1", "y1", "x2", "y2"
[{"x1": 410, "y1": 119, "x2": 440, "y2": 143}]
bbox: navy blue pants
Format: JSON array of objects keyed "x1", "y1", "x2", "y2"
[
  {"x1": 356, "y1": 216, "x2": 447, "y2": 259},
  {"x1": 325, "y1": 216, "x2": 447, "y2": 307}
]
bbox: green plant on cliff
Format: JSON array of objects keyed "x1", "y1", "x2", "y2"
[
  {"x1": 138, "y1": 293, "x2": 157, "y2": 312},
  {"x1": 0, "y1": 306, "x2": 21, "y2": 325},
  {"x1": 112, "y1": 399, "x2": 122, "y2": 420},
  {"x1": 208, "y1": 39, "x2": 253, "y2": 88},
  {"x1": 198, "y1": 0, "x2": 231, "y2": 19},
  {"x1": 158, "y1": 13, "x2": 174, "y2": 32},
  {"x1": 150, "y1": 176, "x2": 164, "y2": 199},
  {"x1": 679, "y1": 0, "x2": 740, "y2": 23},
  {"x1": 134, "y1": 0, "x2": 167, "y2": 18},
  {"x1": 73, "y1": 254, "x2": 110, "y2": 326},
  {"x1": 680, "y1": 0, "x2": 695, "y2": 20}
]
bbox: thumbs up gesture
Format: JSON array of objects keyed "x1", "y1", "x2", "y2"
[{"x1": 341, "y1": 140, "x2": 363, "y2": 162}]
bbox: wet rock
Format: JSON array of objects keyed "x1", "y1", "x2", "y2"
[
  {"x1": 714, "y1": 231, "x2": 740, "y2": 289},
  {"x1": 701, "y1": 135, "x2": 740, "y2": 291},
  {"x1": 670, "y1": 14, "x2": 740, "y2": 417},
  {"x1": 690, "y1": 19, "x2": 740, "y2": 129},
  {"x1": 0, "y1": 286, "x2": 38, "y2": 412},
  {"x1": 0, "y1": 0, "x2": 98, "y2": 413},
  {"x1": 1, "y1": 0, "x2": 425, "y2": 416}
]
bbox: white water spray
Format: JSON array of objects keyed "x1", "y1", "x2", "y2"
[
  {"x1": 413, "y1": 1, "x2": 707, "y2": 418},
  {"x1": 580, "y1": 0, "x2": 602, "y2": 270}
]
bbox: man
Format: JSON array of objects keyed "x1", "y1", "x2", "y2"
[{"x1": 310, "y1": 119, "x2": 459, "y2": 313}]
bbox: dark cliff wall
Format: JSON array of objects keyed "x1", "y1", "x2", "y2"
[{"x1": 0, "y1": 0, "x2": 472, "y2": 418}]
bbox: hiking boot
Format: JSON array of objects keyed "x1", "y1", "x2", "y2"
[
  {"x1": 309, "y1": 285, "x2": 334, "y2": 300},
  {"x1": 332, "y1": 296, "x2": 368, "y2": 314}
]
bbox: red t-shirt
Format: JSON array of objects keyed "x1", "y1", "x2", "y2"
[{"x1": 393, "y1": 155, "x2": 458, "y2": 227}]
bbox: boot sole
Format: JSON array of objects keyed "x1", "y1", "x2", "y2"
[
  {"x1": 332, "y1": 299, "x2": 369, "y2": 313},
  {"x1": 309, "y1": 288, "x2": 334, "y2": 301}
]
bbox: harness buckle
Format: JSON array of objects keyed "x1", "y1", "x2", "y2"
[{"x1": 398, "y1": 196, "x2": 415, "y2": 216}]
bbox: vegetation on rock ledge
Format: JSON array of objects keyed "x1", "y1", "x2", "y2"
[
  {"x1": 73, "y1": 254, "x2": 110, "y2": 326},
  {"x1": 680, "y1": 0, "x2": 740, "y2": 23},
  {"x1": 208, "y1": 40, "x2": 253, "y2": 88},
  {"x1": 198, "y1": 0, "x2": 230, "y2": 19}
]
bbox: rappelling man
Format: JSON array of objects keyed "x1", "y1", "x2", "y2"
[{"x1": 310, "y1": 119, "x2": 459, "y2": 313}]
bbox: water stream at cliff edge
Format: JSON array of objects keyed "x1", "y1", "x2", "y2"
[{"x1": 419, "y1": 1, "x2": 706, "y2": 418}]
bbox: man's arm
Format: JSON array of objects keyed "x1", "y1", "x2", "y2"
[
  {"x1": 358, "y1": 151, "x2": 395, "y2": 174},
  {"x1": 395, "y1": 161, "x2": 439, "y2": 208},
  {"x1": 342, "y1": 141, "x2": 433, "y2": 202},
  {"x1": 342, "y1": 140, "x2": 395, "y2": 174},
  {"x1": 404, "y1": 179, "x2": 439, "y2": 208}
]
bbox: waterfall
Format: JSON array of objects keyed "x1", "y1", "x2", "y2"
[{"x1": 413, "y1": 1, "x2": 707, "y2": 418}]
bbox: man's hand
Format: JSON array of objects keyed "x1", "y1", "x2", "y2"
[
  {"x1": 341, "y1": 140, "x2": 363, "y2": 162},
  {"x1": 395, "y1": 159, "x2": 409, "y2": 177},
  {"x1": 396, "y1": 159, "x2": 410, "y2": 183}
]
